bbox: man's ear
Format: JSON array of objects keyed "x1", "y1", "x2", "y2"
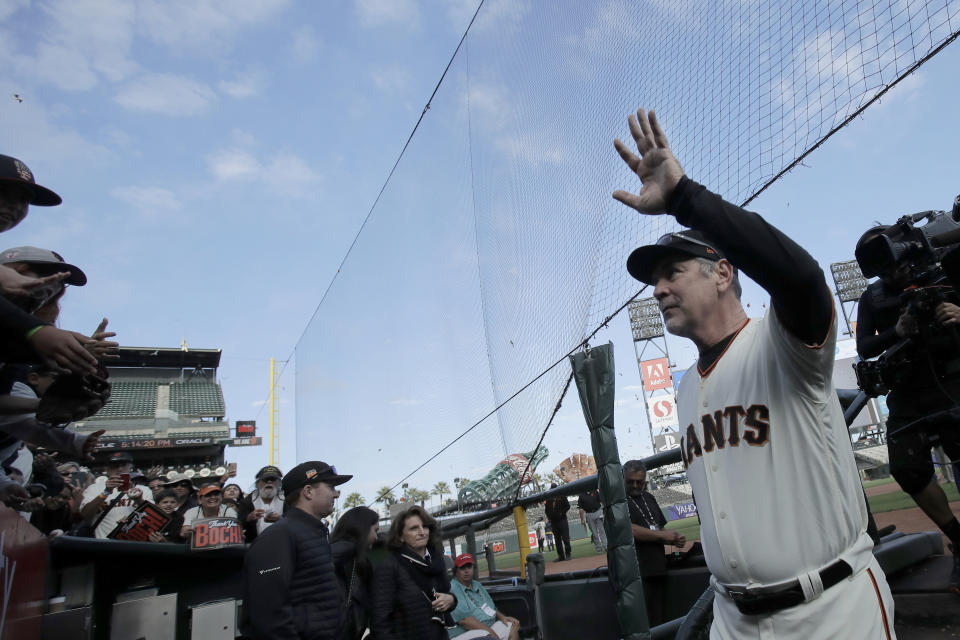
[{"x1": 714, "y1": 259, "x2": 735, "y2": 293}]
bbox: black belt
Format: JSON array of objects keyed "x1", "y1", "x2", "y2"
[{"x1": 724, "y1": 560, "x2": 852, "y2": 616}]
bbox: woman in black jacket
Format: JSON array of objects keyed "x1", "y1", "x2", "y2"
[
  {"x1": 371, "y1": 505, "x2": 457, "y2": 640},
  {"x1": 332, "y1": 506, "x2": 380, "y2": 640}
]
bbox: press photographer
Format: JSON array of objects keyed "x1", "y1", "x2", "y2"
[{"x1": 854, "y1": 195, "x2": 960, "y2": 593}]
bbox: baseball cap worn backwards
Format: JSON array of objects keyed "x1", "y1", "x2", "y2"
[
  {"x1": 627, "y1": 229, "x2": 726, "y2": 285},
  {"x1": 281, "y1": 461, "x2": 352, "y2": 494},
  {"x1": 0, "y1": 246, "x2": 87, "y2": 285},
  {"x1": 0, "y1": 154, "x2": 61, "y2": 206}
]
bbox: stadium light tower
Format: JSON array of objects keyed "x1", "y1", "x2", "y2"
[
  {"x1": 628, "y1": 296, "x2": 682, "y2": 476},
  {"x1": 830, "y1": 260, "x2": 869, "y2": 337}
]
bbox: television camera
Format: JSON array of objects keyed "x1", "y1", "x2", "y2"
[{"x1": 853, "y1": 195, "x2": 960, "y2": 397}]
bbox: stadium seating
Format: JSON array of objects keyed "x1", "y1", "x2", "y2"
[
  {"x1": 96, "y1": 381, "x2": 159, "y2": 418},
  {"x1": 169, "y1": 382, "x2": 226, "y2": 417}
]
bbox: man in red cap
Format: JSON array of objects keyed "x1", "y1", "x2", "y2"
[{"x1": 448, "y1": 553, "x2": 520, "y2": 640}]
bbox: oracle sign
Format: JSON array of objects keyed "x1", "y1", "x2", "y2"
[{"x1": 641, "y1": 357, "x2": 673, "y2": 391}]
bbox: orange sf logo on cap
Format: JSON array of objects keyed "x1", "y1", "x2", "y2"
[{"x1": 305, "y1": 469, "x2": 317, "y2": 479}]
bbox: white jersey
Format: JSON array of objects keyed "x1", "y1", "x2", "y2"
[
  {"x1": 677, "y1": 309, "x2": 870, "y2": 588},
  {"x1": 80, "y1": 481, "x2": 151, "y2": 539}
]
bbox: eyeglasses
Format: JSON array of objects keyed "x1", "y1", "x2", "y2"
[
  {"x1": 203, "y1": 492, "x2": 222, "y2": 497},
  {"x1": 624, "y1": 479, "x2": 646, "y2": 486}
]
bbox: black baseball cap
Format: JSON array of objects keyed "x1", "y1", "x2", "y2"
[
  {"x1": 281, "y1": 461, "x2": 352, "y2": 494},
  {"x1": 0, "y1": 154, "x2": 61, "y2": 206},
  {"x1": 627, "y1": 230, "x2": 726, "y2": 285},
  {"x1": 106, "y1": 451, "x2": 134, "y2": 465},
  {"x1": 255, "y1": 465, "x2": 283, "y2": 480}
]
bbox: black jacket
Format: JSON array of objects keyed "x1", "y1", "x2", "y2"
[
  {"x1": 545, "y1": 495, "x2": 570, "y2": 522},
  {"x1": 370, "y1": 548, "x2": 455, "y2": 640},
  {"x1": 332, "y1": 541, "x2": 373, "y2": 640},
  {"x1": 242, "y1": 508, "x2": 344, "y2": 640}
]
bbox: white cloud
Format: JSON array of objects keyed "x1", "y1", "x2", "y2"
[
  {"x1": 136, "y1": 0, "x2": 291, "y2": 52},
  {"x1": 0, "y1": 0, "x2": 29, "y2": 22},
  {"x1": 218, "y1": 71, "x2": 261, "y2": 99},
  {"x1": 207, "y1": 148, "x2": 322, "y2": 197},
  {"x1": 114, "y1": 73, "x2": 216, "y2": 116},
  {"x1": 208, "y1": 149, "x2": 259, "y2": 180},
  {"x1": 2, "y1": 0, "x2": 138, "y2": 91},
  {"x1": 111, "y1": 185, "x2": 181, "y2": 212},
  {"x1": 354, "y1": 0, "x2": 419, "y2": 29},
  {"x1": 370, "y1": 66, "x2": 411, "y2": 94},
  {"x1": 263, "y1": 153, "x2": 322, "y2": 196},
  {"x1": 290, "y1": 26, "x2": 321, "y2": 62},
  {"x1": 26, "y1": 43, "x2": 100, "y2": 91}
]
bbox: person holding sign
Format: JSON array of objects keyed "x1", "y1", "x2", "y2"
[
  {"x1": 242, "y1": 460, "x2": 352, "y2": 640},
  {"x1": 180, "y1": 484, "x2": 237, "y2": 538}
]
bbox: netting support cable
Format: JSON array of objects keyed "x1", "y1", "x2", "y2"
[
  {"x1": 250, "y1": 0, "x2": 488, "y2": 422},
  {"x1": 741, "y1": 29, "x2": 960, "y2": 208},
  {"x1": 377, "y1": 284, "x2": 649, "y2": 505},
  {"x1": 511, "y1": 370, "x2": 574, "y2": 506}
]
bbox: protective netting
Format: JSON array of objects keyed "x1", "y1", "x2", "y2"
[{"x1": 293, "y1": 0, "x2": 960, "y2": 504}]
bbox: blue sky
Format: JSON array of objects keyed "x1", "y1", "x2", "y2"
[{"x1": 2, "y1": 0, "x2": 959, "y2": 505}]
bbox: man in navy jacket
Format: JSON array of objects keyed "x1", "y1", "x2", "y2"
[{"x1": 242, "y1": 460, "x2": 353, "y2": 640}]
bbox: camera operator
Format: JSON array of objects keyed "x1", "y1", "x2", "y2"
[{"x1": 855, "y1": 225, "x2": 960, "y2": 592}]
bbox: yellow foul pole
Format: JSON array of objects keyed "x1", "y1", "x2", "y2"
[{"x1": 513, "y1": 505, "x2": 529, "y2": 579}]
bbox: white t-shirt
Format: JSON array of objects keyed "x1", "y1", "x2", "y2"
[
  {"x1": 80, "y1": 480, "x2": 152, "y2": 539},
  {"x1": 183, "y1": 503, "x2": 238, "y2": 527},
  {"x1": 252, "y1": 493, "x2": 283, "y2": 535}
]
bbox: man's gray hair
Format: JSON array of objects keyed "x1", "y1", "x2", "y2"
[
  {"x1": 695, "y1": 258, "x2": 742, "y2": 300},
  {"x1": 622, "y1": 459, "x2": 647, "y2": 475}
]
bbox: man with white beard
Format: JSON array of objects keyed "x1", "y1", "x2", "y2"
[{"x1": 237, "y1": 465, "x2": 284, "y2": 542}]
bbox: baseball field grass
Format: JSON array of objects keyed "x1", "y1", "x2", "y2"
[{"x1": 475, "y1": 478, "x2": 960, "y2": 572}]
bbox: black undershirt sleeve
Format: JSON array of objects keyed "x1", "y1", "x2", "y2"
[{"x1": 668, "y1": 176, "x2": 833, "y2": 346}]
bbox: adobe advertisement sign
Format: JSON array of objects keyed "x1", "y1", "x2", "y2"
[
  {"x1": 107, "y1": 502, "x2": 171, "y2": 541},
  {"x1": 647, "y1": 393, "x2": 678, "y2": 429},
  {"x1": 190, "y1": 517, "x2": 245, "y2": 551},
  {"x1": 641, "y1": 358, "x2": 673, "y2": 391}
]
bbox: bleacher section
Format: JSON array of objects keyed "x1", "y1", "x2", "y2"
[
  {"x1": 96, "y1": 381, "x2": 159, "y2": 418},
  {"x1": 93, "y1": 380, "x2": 225, "y2": 419},
  {"x1": 170, "y1": 382, "x2": 225, "y2": 417}
]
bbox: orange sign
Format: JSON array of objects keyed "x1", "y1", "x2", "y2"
[
  {"x1": 641, "y1": 357, "x2": 673, "y2": 391},
  {"x1": 491, "y1": 540, "x2": 505, "y2": 553}
]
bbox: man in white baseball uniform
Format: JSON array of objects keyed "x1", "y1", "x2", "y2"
[{"x1": 614, "y1": 108, "x2": 895, "y2": 638}]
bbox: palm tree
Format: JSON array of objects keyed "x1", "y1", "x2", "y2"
[
  {"x1": 456, "y1": 477, "x2": 470, "y2": 491},
  {"x1": 432, "y1": 481, "x2": 451, "y2": 507},
  {"x1": 530, "y1": 473, "x2": 544, "y2": 492},
  {"x1": 343, "y1": 492, "x2": 365, "y2": 510},
  {"x1": 375, "y1": 486, "x2": 396, "y2": 505},
  {"x1": 408, "y1": 488, "x2": 429, "y2": 507}
]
